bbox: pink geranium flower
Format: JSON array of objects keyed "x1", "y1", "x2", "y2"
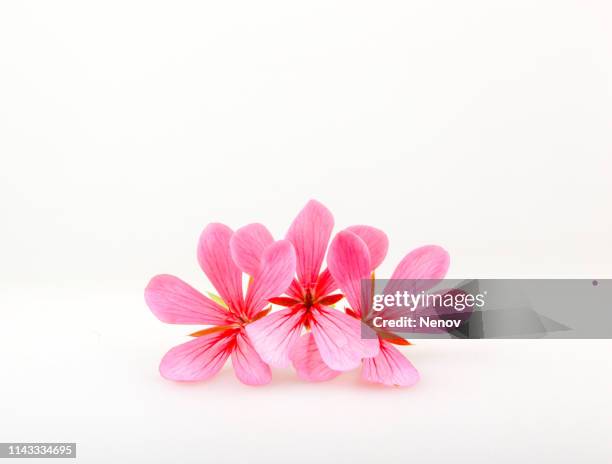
[
  {"x1": 233, "y1": 200, "x2": 378, "y2": 371},
  {"x1": 287, "y1": 224, "x2": 390, "y2": 382},
  {"x1": 145, "y1": 223, "x2": 296, "y2": 386},
  {"x1": 326, "y1": 230, "x2": 450, "y2": 386}
]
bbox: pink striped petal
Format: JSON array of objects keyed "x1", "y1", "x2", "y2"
[
  {"x1": 361, "y1": 333, "x2": 381, "y2": 358},
  {"x1": 246, "y1": 307, "x2": 306, "y2": 368},
  {"x1": 145, "y1": 274, "x2": 233, "y2": 325},
  {"x1": 286, "y1": 200, "x2": 334, "y2": 288},
  {"x1": 386, "y1": 245, "x2": 450, "y2": 295},
  {"x1": 289, "y1": 332, "x2": 341, "y2": 382},
  {"x1": 197, "y1": 223, "x2": 244, "y2": 315},
  {"x1": 310, "y1": 306, "x2": 365, "y2": 371},
  {"x1": 361, "y1": 340, "x2": 419, "y2": 387},
  {"x1": 314, "y1": 268, "x2": 336, "y2": 298},
  {"x1": 286, "y1": 278, "x2": 304, "y2": 300},
  {"x1": 159, "y1": 330, "x2": 236, "y2": 382},
  {"x1": 391, "y1": 245, "x2": 450, "y2": 280},
  {"x1": 327, "y1": 230, "x2": 371, "y2": 316},
  {"x1": 245, "y1": 240, "x2": 296, "y2": 316},
  {"x1": 231, "y1": 330, "x2": 272, "y2": 386},
  {"x1": 345, "y1": 225, "x2": 389, "y2": 270},
  {"x1": 230, "y1": 223, "x2": 274, "y2": 277}
]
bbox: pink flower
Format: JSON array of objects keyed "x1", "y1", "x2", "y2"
[
  {"x1": 145, "y1": 223, "x2": 296, "y2": 386},
  {"x1": 326, "y1": 230, "x2": 450, "y2": 387},
  {"x1": 287, "y1": 224, "x2": 390, "y2": 382},
  {"x1": 237, "y1": 200, "x2": 378, "y2": 372}
]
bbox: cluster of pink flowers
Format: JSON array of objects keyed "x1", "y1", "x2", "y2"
[{"x1": 145, "y1": 200, "x2": 449, "y2": 387}]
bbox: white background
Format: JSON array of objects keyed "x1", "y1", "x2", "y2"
[{"x1": 1, "y1": 1, "x2": 611, "y2": 463}]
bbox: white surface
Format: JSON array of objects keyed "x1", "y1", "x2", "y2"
[
  {"x1": 1, "y1": 1, "x2": 611, "y2": 463},
  {"x1": 1, "y1": 288, "x2": 611, "y2": 463}
]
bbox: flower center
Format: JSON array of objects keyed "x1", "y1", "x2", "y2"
[{"x1": 303, "y1": 288, "x2": 315, "y2": 309}]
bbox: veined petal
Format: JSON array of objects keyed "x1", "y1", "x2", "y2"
[
  {"x1": 245, "y1": 307, "x2": 306, "y2": 368},
  {"x1": 197, "y1": 223, "x2": 244, "y2": 315},
  {"x1": 286, "y1": 278, "x2": 304, "y2": 300},
  {"x1": 345, "y1": 225, "x2": 389, "y2": 270},
  {"x1": 327, "y1": 230, "x2": 371, "y2": 316},
  {"x1": 361, "y1": 340, "x2": 419, "y2": 387},
  {"x1": 386, "y1": 245, "x2": 450, "y2": 295},
  {"x1": 231, "y1": 330, "x2": 272, "y2": 386},
  {"x1": 361, "y1": 332, "x2": 381, "y2": 358},
  {"x1": 245, "y1": 240, "x2": 296, "y2": 316},
  {"x1": 230, "y1": 223, "x2": 274, "y2": 277},
  {"x1": 289, "y1": 332, "x2": 341, "y2": 382},
  {"x1": 314, "y1": 268, "x2": 336, "y2": 298},
  {"x1": 310, "y1": 306, "x2": 365, "y2": 371},
  {"x1": 286, "y1": 200, "x2": 334, "y2": 288},
  {"x1": 391, "y1": 245, "x2": 450, "y2": 280},
  {"x1": 145, "y1": 274, "x2": 233, "y2": 326},
  {"x1": 159, "y1": 330, "x2": 236, "y2": 382}
]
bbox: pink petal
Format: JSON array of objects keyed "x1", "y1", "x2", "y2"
[
  {"x1": 197, "y1": 223, "x2": 244, "y2": 315},
  {"x1": 386, "y1": 245, "x2": 450, "y2": 295},
  {"x1": 159, "y1": 330, "x2": 235, "y2": 382},
  {"x1": 289, "y1": 332, "x2": 341, "y2": 382},
  {"x1": 345, "y1": 225, "x2": 389, "y2": 270},
  {"x1": 286, "y1": 278, "x2": 304, "y2": 300},
  {"x1": 231, "y1": 330, "x2": 272, "y2": 386},
  {"x1": 314, "y1": 268, "x2": 336, "y2": 298},
  {"x1": 361, "y1": 340, "x2": 420, "y2": 387},
  {"x1": 310, "y1": 306, "x2": 366, "y2": 371},
  {"x1": 230, "y1": 223, "x2": 274, "y2": 277},
  {"x1": 145, "y1": 274, "x2": 233, "y2": 325},
  {"x1": 361, "y1": 334, "x2": 381, "y2": 358},
  {"x1": 390, "y1": 245, "x2": 450, "y2": 280},
  {"x1": 286, "y1": 200, "x2": 334, "y2": 288},
  {"x1": 245, "y1": 307, "x2": 306, "y2": 368},
  {"x1": 327, "y1": 230, "x2": 371, "y2": 316},
  {"x1": 245, "y1": 240, "x2": 296, "y2": 316}
]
